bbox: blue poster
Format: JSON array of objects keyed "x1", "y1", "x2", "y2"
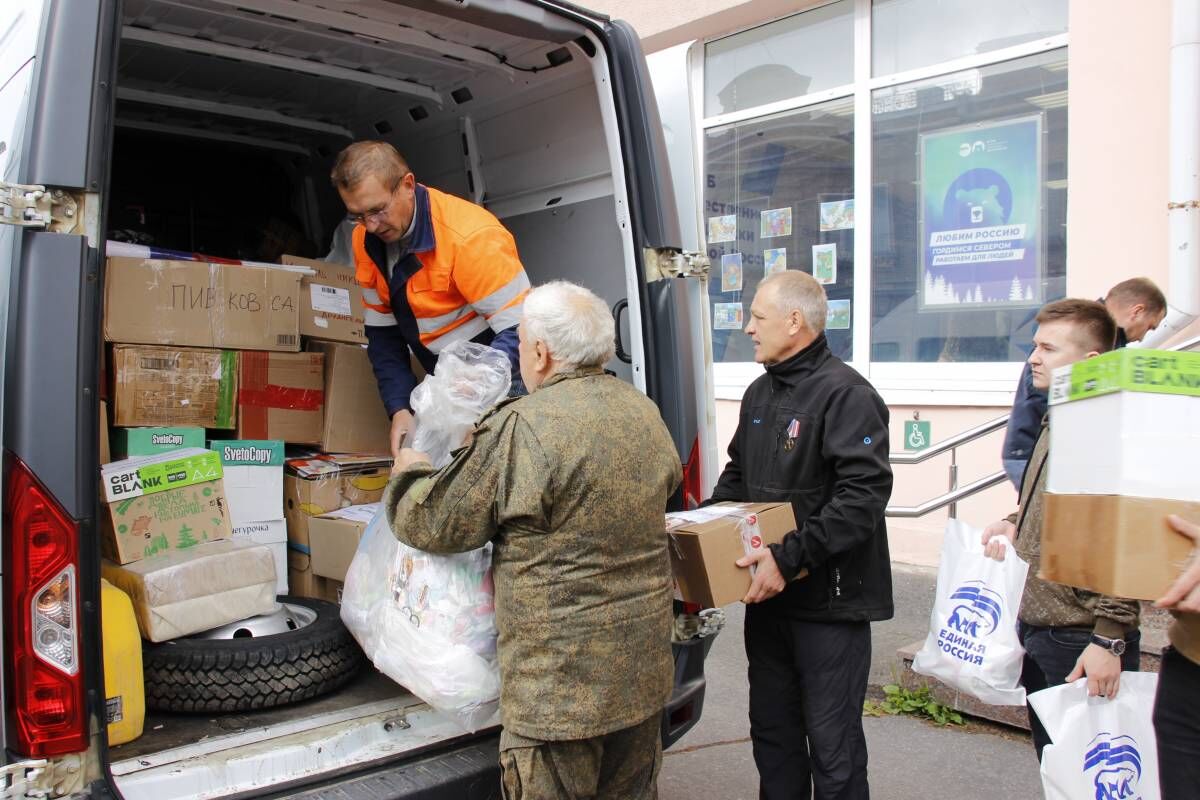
[{"x1": 920, "y1": 116, "x2": 1042, "y2": 309}]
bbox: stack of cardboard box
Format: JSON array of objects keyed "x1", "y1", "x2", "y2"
[
  {"x1": 100, "y1": 252, "x2": 396, "y2": 622},
  {"x1": 98, "y1": 448, "x2": 278, "y2": 641}
]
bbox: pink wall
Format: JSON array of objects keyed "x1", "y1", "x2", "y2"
[{"x1": 1066, "y1": 1, "x2": 1171, "y2": 299}]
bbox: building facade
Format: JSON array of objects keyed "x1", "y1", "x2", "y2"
[{"x1": 588, "y1": 0, "x2": 1189, "y2": 558}]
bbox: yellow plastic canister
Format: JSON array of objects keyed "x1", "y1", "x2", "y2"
[{"x1": 100, "y1": 579, "x2": 145, "y2": 745}]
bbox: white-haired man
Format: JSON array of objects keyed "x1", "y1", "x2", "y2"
[
  {"x1": 706, "y1": 271, "x2": 893, "y2": 800},
  {"x1": 386, "y1": 280, "x2": 682, "y2": 799}
]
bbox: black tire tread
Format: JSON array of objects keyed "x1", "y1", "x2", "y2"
[{"x1": 142, "y1": 596, "x2": 364, "y2": 713}]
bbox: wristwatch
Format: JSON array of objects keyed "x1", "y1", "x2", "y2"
[{"x1": 1090, "y1": 634, "x2": 1126, "y2": 656}]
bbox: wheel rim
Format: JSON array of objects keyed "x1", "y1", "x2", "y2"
[{"x1": 190, "y1": 601, "x2": 318, "y2": 640}]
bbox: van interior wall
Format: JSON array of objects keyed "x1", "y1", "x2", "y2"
[
  {"x1": 502, "y1": 197, "x2": 633, "y2": 383},
  {"x1": 110, "y1": 66, "x2": 633, "y2": 379}
]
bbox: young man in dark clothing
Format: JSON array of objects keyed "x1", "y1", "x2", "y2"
[
  {"x1": 983, "y1": 299, "x2": 1140, "y2": 760},
  {"x1": 1153, "y1": 513, "x2": 1200, "y2": 799},
  {"x1": 707, "y1": 271, "x2": 893, "y2": 800}
]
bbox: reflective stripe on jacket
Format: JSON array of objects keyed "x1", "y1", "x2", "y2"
[{"x1": 352, "y1": 184, "x2": 529, "y2": 355}]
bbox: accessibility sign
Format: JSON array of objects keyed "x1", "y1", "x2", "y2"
[{"x1": 904, "y1": 420, "x2": 931, "y2": 451}]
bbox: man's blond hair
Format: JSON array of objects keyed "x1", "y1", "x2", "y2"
[
  {"x1": 330, "y1": 141, "x2": 410, "y2": 190},
  {"x1": 759, "y1": 270, "x2": 828, "y2": 335}
]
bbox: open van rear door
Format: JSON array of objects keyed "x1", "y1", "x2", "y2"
[
  {"x1": 0, "y1": 0, "x2": 118, "y2": 781},
  {"x1": 591, "y1": 18, "x2": 718, "y2": 508}
]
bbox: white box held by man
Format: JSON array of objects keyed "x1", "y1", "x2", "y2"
[{"x1": 1043, "y1": 349, "x2": 1200, "y2": 600}]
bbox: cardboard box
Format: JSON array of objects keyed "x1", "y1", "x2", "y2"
[
  {"x1": 287, "y1": 550, "x2": 342, "y2": 603},
  {"x1": 1048, "y1": 349, "x2": 1200, "y2": 502},
  {"x1": 209, "y1": 440, "x2": 285, "y2": 524},
  {"x1": 283, "y1": 255, "x2": 365, "y2": 344},
  {"x1": 1041, "y1": 493, "x2": 1198, "y2": 601},
  {"x1": 231, "y1": 519, "x2": 287, "y2": 594},
  {"x1": 102, "y1": 539, "x2": 277, "y2": 641},
  {"x1": 100, "y1": 400, "x2": 111, "y2": 465},
  {"x1": 104, "y1": 257, "x2": 302, "y2": 352},
  {"x1": 283, "y1": 455, "x2": 391, "y2": 553},
  {"x1": 100, "y1": 448, "x2": 233, "y2": 564},
  {"x1": 113, "y1": 427, "x2": 206, "y2": 459},
  {"x1": 310, "y1": 342, "x2": 391, "y2": 455},
  {"x1": 666, "y1": 502, "x2": 797, "y2": 608},
  {"x1": 307, "y1": 504, "x2": 377, "y2": 581},
  {"x1": 238, "y1": 352, "x2": 325, "y2": 444},
  {"x1": 111, "y1": 345, "x2": 237, "y2": 429}
]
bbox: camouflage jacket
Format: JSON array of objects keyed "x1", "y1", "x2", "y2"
[{"x1": 384, "y1": 366, "x2": 683, "y2": 741}]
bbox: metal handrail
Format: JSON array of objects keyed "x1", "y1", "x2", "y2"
[
  {"x1": 885, "y1": 471, "x2": 1009, "y2": 518},
  {"x1": 889, "y1": 414, "x2": 1010, "y2": 465}
]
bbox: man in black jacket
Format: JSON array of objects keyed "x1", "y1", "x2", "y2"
[{"x1": 709, "y1": 270, "x2": 893, "y2": 800}]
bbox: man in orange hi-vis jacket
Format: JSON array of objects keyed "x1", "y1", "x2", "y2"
[{"x1": 331, "y1": 141, "x2": 530, "y2": 458}]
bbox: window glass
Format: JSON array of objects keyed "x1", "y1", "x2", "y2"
[
  {"x1": 704, "y1": 1, "x2": 854, "y2": 117},
  {"x1": 872, "y1": 0, "x2": 1068, "y2": 76},
  {"x1": 870, "y1": 51, "x2": 1068, "y2": 363},
  {"x1": 704, "y1": 97, "x2": 855, "y2": 363}
]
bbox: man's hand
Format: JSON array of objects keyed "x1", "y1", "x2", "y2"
[
  {"x1": 390, "y1": 409, "x2": 414, "y2": 459},
  {"x1": 1066, "y1": 643, "x2": 1122, "y2": 698},
  {"x1": 981, "y1": 519, "x2": 1017, "y2": 561},
  {"x1": 392, "y1": 447, "x2": 431, "y2": 476},
  {"x1": 1156, "y1": 515, "x2": 1200, "y2": 613},
  {"x1": 737, "y1": 548, "x2": 786, "y2": 604}
]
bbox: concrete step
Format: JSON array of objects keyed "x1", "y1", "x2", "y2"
[{"x1": 894, "y1": 604, "x2": 1172, "y2": 731}]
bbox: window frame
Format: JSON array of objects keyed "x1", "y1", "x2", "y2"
[{"x1": 698, "y1": 0, "x2": 1070, "y2": 406}]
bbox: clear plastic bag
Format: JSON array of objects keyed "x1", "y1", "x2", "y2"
[
  {"x1": 407, "y1": 341, "x2": 512, "y2": 468},
  {"x1": 341, "y1": 510, "x2": 499, "y2": 731},
  {"x1": 341, "y1": 341, "x2": 511, "y2": 731}
]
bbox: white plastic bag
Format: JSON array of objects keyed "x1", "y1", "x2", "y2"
[
  {"x1": 911, "y1": 518, "x2": 1030, "y2": 705},
  {"x1": 341, "y1": 341, "x2": 511, "y2": 732},
  {"x1": 407, "y1": 340, "x2": 512, "y2": 467},
  {"x1": 1030, "y1": 673, "x2": 1161, "y2": 800},
  {"x1": 341, "y1": 509, "x2": 500, "y2": 731}
]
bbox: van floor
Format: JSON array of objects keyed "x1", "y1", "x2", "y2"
[{"x1": 111, "y1": 668, "x2": 408, "y2": 762}]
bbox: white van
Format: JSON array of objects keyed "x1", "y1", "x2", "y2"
[{"x1": 0, "y1": 1, "x2": 719, "y2": 797}]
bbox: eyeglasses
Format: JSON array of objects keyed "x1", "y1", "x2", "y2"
[{"x1": 346, "y1": 176, "x2": 408, "y2": 225}]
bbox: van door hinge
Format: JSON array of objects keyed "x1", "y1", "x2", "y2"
[
  {"x1": 0, "y1": 182, "x2": 81, "y2": 233},
  {"x1": 0, "y1": 759, "x2": 49, "y2": 800},
  {"x1": 643, "y1": 248, "x2": 711, "y2": 280}
]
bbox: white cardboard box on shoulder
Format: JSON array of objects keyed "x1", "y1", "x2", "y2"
[{"x1": 1042, "y1": 349, "x2": 1200, "y2": 600}]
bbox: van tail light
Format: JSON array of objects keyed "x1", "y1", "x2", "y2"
[
  {"x1": 3, "y1": 453, "x2": 88, "y2": 757},
  {"x1": 681, "y1": 437, "x2": 702, "y2": 510}
]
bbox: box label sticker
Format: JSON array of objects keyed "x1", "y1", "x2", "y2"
[
  {"x1": 1053, "y1": 349, "x2": 1200, "y2": 404},
  {"x1": 310, "y1": 284, "x2": 352, "y2": 317},
  {"x1": 106, "y1": 695, "x2": 123, "y2": 724},
  {"x1": 103, "y1": 450, "x2": 223, "y2": 502}
]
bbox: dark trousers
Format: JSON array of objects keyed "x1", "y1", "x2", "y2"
[
  {"x1": 745, "y1": 610, "x2": 871, "y2": 800},
  {"x1": 1018, "y1": 622, "x2": 1141, "y2": 759},
  {"x1": 1153, "y1": 646, "x2": 1200, "y2": 799}
]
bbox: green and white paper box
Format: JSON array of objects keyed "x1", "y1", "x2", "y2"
[
  {"x1": 209, "y1": 440, "x2": 285, "y2": 525},
  {"x1": 111, "y1": 427, "x2": 206, "y2": 458},
  {"x1": 1048, "y1": 349, "x2": 1200, "y2": 501}
]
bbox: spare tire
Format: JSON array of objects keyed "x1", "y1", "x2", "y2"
[{"x1": 142, "y1": 596, "x2": 365, "y2": 713}]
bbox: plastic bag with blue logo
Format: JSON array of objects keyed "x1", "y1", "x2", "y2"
[
  {"x1": 340, "y1": 507, "x2": 500, "y2": 732},
  {"x1": 1029, "y1": 672, "x2": 1161, "y2": 800},
  {"x1": 911, "y1": 518, "x2": 1030, "y2": 705}
]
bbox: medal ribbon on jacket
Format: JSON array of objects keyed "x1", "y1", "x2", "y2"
[{"x1": 784, "y1": 418, "x2": 800, "y2": 451}]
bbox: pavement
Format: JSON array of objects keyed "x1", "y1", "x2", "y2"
[{"x1": 659, "y1": 563, "x2": 1046, "y2": 800}]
